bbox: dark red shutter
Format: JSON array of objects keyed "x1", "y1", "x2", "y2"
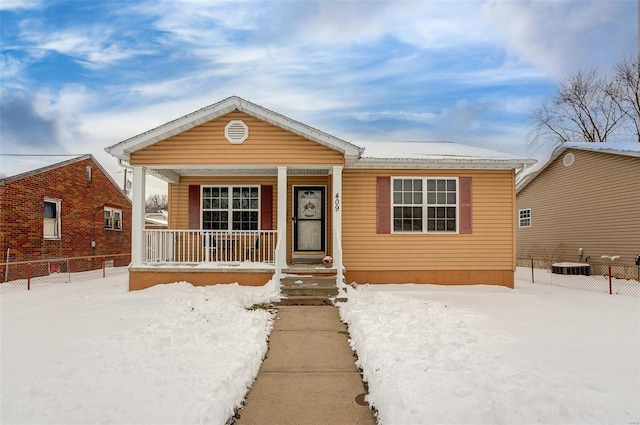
[
  {"x1": 376, "y1": 176, "x2": 391, "y2": 234},
  {"x1": 459, "y1": 177, "x2": 472, "y2": 234},
  {"x1": 188, "y1": 185, "x2": 201, "y2": 229},
  {"x1": 260, "y1": 185, "x2": 273, "y2": 230}
]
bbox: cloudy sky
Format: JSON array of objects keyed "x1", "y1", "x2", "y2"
[{"x1": 0, "y1": 0, "x2": 637, "y2": 194}]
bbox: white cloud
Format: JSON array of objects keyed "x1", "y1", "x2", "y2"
[
  {"x1": 19, "y1": 23, "x2": 153, "y2": 69},
  {"x1": 0, "y1": 0, "x2": 41, "y2": 10},
  {"x1": 0, "y1": 54, "x2": 25, "y2": 81},
  {"x1": 481, "y1": 0, "x2": 637, "y2": 77}
]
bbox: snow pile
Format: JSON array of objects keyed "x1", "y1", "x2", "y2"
[
  {"x1": 339, "y1": 283, "x2": 638, "y2": 425},
  {"x1": 1, "y1": 268, "x2": 278, "y2": 425}
]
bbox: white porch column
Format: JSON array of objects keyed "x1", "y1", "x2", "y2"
[
  {"x1": 277, "y1": 166, "x2": 288, "y2": 270},
  {"x1": 332, "y1": 166, "x2": 344, "y2": 289},
  {"x1": 131, "y1": 166, "x2": 146, "y2": 267}
]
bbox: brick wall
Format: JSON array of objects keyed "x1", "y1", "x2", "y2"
[{"x1": 0, "y1": 158, "x2": 132, "y2": 272}]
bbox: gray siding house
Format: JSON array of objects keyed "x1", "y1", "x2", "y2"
[{"x1": 516, "y1": 143, "x2": 639, "y2": 266}]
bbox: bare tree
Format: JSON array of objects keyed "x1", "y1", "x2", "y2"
[
  {"x1": 145, "y1": 194, "x2": 168, "y2": 213},
  {"x1": 606, "y1": 55, "x2": 640, "y2": 143},
  {"x1": 528, "y1": 69, "x2": 624, "y2": 147}
]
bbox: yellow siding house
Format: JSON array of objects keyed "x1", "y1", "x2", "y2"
[{"x1": 105, "y1": 96, "x2": 535, "y2": 291}]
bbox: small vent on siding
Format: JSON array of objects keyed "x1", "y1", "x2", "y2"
[
  {"x1": 563, "y1": 153, "x2": 575, "y2": 167},
  {"x1": 224, "y1": 120, "x2": 249, "y2": 144}
]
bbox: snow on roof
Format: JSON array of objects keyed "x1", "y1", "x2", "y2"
[
  {"x1": 358, "y1": 141, "x2": 523, "y2": 160},
  {"x1": 352, "y1": 141, "x2": 536, "y2": 170},
  {"x1": 516, "y1": 141, "x2": 639, "y2": 193}
]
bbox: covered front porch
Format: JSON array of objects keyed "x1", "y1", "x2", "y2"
[{"x1": 128, "y1": 165, "x2": 345, "y2": 292}]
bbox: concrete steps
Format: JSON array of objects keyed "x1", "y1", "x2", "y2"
[{"x1": 279, "y1": 264, "x2": 339, "y2": 305}]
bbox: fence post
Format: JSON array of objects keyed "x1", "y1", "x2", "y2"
[
  {"x1": 102, "y1": 257, "x2": 106, "y2": 278},
  {"x1": 608, "y1": 265, "x2": 612, "y2": 295},
  {"x1": 531, "y1": 258, "x2": 535, "y2": 283},
  {"x1": 27, "y1": 262, "x2": 31, "y2": 290}
]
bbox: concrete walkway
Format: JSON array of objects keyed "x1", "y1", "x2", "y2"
[{"x1": 235, "y1": 306, "x2": 376, "y2": 425}]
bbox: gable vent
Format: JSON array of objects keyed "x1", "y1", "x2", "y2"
[{"x1": 225, "y1": 120, "x2": 249, "y2": 144}]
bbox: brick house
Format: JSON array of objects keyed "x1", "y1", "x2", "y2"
[{"x1": 0, "y1": 155, "x2": 132, "y2": 275}]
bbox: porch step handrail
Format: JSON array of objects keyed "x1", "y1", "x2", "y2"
[{"x1": 143, "y1": 230, "x2": 278, "y2": 264}]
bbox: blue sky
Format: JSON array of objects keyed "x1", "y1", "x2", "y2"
[{"x1": 0, "y1": 0, "x2": 637, "y2": 193}]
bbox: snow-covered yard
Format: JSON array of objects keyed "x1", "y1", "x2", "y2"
[
  {"x1": 0, "y1": 268, "x2": 279, "y2": 425},
  {"x1": 339, "y1": 277, "x2": 640, "y2": 425},
  {"x1": 1, "y1": 268, "x2": 638, "y2": 425}
]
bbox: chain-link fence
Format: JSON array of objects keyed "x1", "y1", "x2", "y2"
[
  {"x1": 516, "y1": 258, "x2": 640, "y2": 297},
  {"x1": 0, "y1": 253, "x2": 131, "y2": 294}
]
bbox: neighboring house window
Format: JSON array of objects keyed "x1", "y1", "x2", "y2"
[
  {"x1": 519, "y1": 209, "x2": 531, "y2": 228},
  {"x1": 392, "y1": 178, "x2": 458, "y2": 233},
  {"x1": 104, "y1": 207, "x2": 123, "y2": 230},
  {"x1": 202, "y1": 186, "x2": 259, "y2": 230},
  {"x1": 44, "y1": 198, "x2": 61, "y2": 239}
]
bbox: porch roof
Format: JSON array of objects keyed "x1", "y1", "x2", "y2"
[{"x1": 105, "y1": 96, "x2": 364, "y2": 164}]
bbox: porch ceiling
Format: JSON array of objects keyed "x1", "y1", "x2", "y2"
[{"x1": 149, "y1": 166, "x2": 330, "y2": 182}]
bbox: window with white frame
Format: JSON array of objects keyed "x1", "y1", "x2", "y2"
[
  {"x1": 202, "y1": 186, "x2": 259, "y2": 230},
  {"x1": 43, "y1": 198, "x2": 61, "y2": 239},
  {"x1": 392, "y1": 177, "x2": 458, "y2": 233},
  {"x1": 519, "y1": 208, "x2": 531, "y2": 228},
  {"x1": 104, "y1": 207, "x2": 122, "y2": 230}
]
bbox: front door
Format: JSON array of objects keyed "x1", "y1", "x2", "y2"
[{"x1": 293, "y1": 186, "x2": 325, "y2": 254}]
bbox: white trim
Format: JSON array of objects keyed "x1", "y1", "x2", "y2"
[
  {"x1": 104, "y1": 206, "x2": 123, "y2": 231},
  {"x1": 105, "y1": 96, "x2": 363, "y2": 162},
  {"x1": 131, "y1": 167, "x2": 146, "y2": 267},
  {"x1": 277, "y1": 167, "x2": 287, "y2": 270},
  {"x1": 518, "y1": 208, "x2": 532, "y2": 228},
  {"x1": 200, "y1": 185, "x2": 260, "y2": 231},
  {"x1": 332, "y1": 166, "x2": 343, "y2": 285},
  {"x1": 390, "y1": 177, "x2": 460, "y2": 234},
  {"x1": 353, "y1": 158, "x2": 535, "y2": 170},
  {"x1": 43, "y1": 197, "x2": 61, "y2": 240}
]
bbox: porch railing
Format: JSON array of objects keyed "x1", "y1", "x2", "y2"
[{"x1": 143, "y1": 230, "x2": 278, "y2": 264}]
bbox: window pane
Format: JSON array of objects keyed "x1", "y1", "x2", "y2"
[
  {"x1": 447, "y1": 207, "x2": 456, "y2": 218},
  {"x1": 437, "y1": 220, "x2": 445, "y2": 231},
  {"x1": 393, "y1": 207, "x2": 403, "y2": 219},
  {"x1": 44, "y1": 202, "x2": 56, "y2": 218},
  {"x1": 427, "y1": 193, "x2": 436, "y2": 204},
  {"x1": 437, "y1": 193, "x2": 446, "y2": 204},
  {"x1": 437, "y1": 180, "x2": 445, "y2": 191},
  {"x1": 415, "y1": 193, "x2": 422, "y2": 204},
  {"x1": 447, "y1": 180, "x2": 456, "y2": 191},
  {"x1": 393, "y1": 179, "x2": 402, "y2": 191},
  {"x1": 447, "y1": 193, "x2": 456, "y2": 204},
  {"x1": 414, "y1": 180, "x2": 422, "y2": 190},
  {"x1": 393, "y1": 192, "x2": 402, "y2": 204}
]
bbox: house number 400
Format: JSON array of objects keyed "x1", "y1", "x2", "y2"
[{"x1": 334, "y1": 193, "x2": 340, "y2": 211}]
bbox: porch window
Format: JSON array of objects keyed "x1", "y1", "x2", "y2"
[
  {"x1": 44, "y1": 198, "x2": 61, "y2": 239},
  {"x1": 392, "y1": 177, "x2": 458, "y2": 233},
  {"x1": 202, "y1": 186, "x2": 259, "y2": 230}
]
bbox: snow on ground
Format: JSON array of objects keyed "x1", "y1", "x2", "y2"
[
  {"x1": 3, "y1": 267, "x2": 639, "y2": 425},
  {"x1": 339, "y1": 277, "x2": 640, "y2": 425},
  {"x1": 0, "y1": 267, "x2": 279, "y2": 425}
]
